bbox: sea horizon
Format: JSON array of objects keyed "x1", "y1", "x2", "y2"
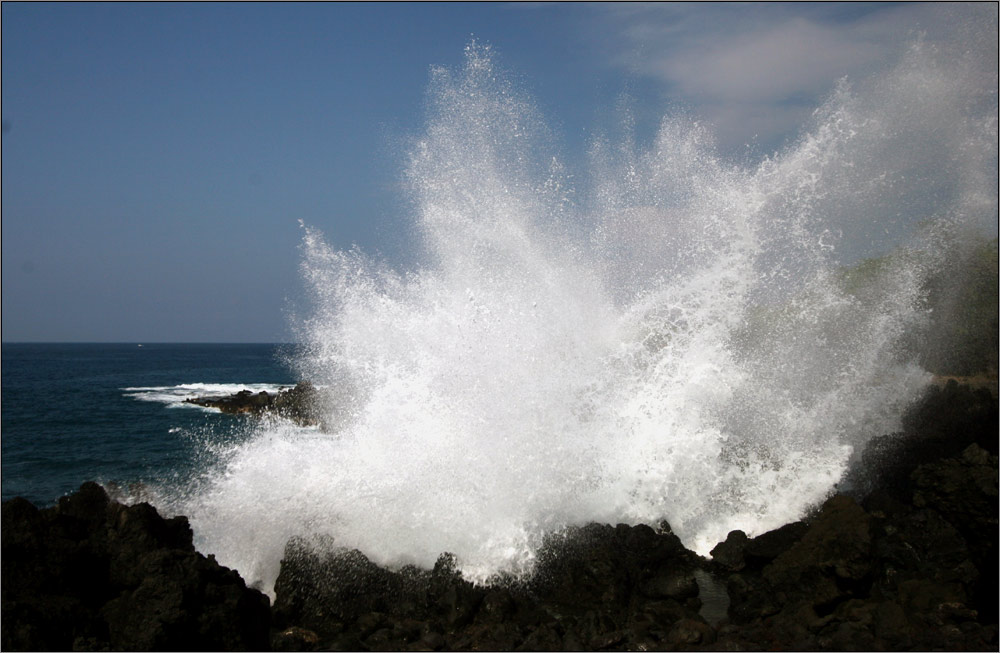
[{"x1": 1, "y1": 342, "x2": 300, "y2": 506}]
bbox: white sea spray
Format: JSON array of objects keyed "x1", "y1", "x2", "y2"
[{"x1": 172, "y1": 32, "x2": 997, "y2": 597}]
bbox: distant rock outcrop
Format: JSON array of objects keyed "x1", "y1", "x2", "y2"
[{"x1": 185, "y1": 381, "x2": 323, "y2": 426}]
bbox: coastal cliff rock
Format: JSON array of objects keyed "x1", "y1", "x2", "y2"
[
  {"x1": 847, "y1": 380, "x2": 998, "y2": 502},
  {"x1": 1, "y1": 482, "x2": 270, "y2": 651},
  {"x1": 266, "y1": 383, "x2": 997, "y2": 651},
  {"x1": 2, "y1": 383, "x2": 996, "y2": 651},
  {"x1": 271, "y1": 522, "x2": 707, "y2": 651},
  {"x1": 715, "y1": 487, "x2": 997, "y2": 651},
  {"x1": 270, "y1": 462, "x2": 997, "y2": 651},
  {"x1": 709, "y1": 384, "x2": 999, "y2": 652}
]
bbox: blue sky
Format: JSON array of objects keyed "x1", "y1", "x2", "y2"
[{"x1": 1, "y1": 2, "x2": 993, "y2": 342}]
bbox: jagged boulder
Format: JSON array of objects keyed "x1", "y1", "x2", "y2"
[
  {"x1": 763, "y1": 495, "x2": 873, "y2": 590},
  {"x1": 710, "y1": 529, "x2": 748, "y2": 571},
  {"x1": 911, "y1": 442, "x2": 999, "y2": 621},
  {"x1": 270, "y1": 521, "x2": 708, "y2": 651},
  {"x1": 850, "y1": 382, "x2": 998, "y2": 501},
  {"x1": 272, "y1": 540, "x2": 499, "y2": 650},
  {"x1": 912, "y1": 443, "x2": 998, "y2": 541}
]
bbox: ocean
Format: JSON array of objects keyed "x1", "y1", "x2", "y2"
[{"x1": 1, "y1": 343, "x2": 296, "y2": 506}]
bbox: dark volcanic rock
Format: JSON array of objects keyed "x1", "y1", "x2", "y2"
[
  {"x1": 911, "y1": 443, "x2": 998, "y2": 541},
  {"x1": 531, "y1": 522, "x2": 697, "y2": 610},
  {"x1": 710, "y1": 529, "x2": 748, "y2": 571},
  {"x1": 272, "y1": 537, "x2": 426, "y2": 638},
  {"x1": 763, "y1": 494, "x2": 874, "y2": 589},
  {"x1": 271, "y1": 522, "x2": 708, "y2": 651},
  {"x1": 261, "y1": 383, "x2": 996, "y2": 651},
  {"x1": 185, "y1": 381, "x2": 323, "y2": 426},
  {"x1": 272, "y1": 541, "x2": 494, "y2": 649},
  {"x1": 5, "y1": 381, "x2": 997, "y2": 651},
  {"x1": 186, "y1": 389, "x2": 272, "y2": 414},
  {"x1": 1, "y1": 482, "x2": 270, "y2": 651},
  {"x1": 716, "y1": 417, "x2": 998, "y2": 652},
  {"x1": 911, "y1": 442, "x2": 999, "y2": 623},
  {"x1": 743, "y1": 521, "x2": 809, "y2": 567},
  {"x1": 722, "y1": 507, "x2": 990, "y2": 650},
  {"x1": 271, "y1": 381, "x2": 324, "y2": 425},
  {"x1": 849, "y1": 381, "x2": 998, "y2": 501}
]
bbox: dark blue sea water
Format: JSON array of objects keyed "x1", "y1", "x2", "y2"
[{"x1": 1, "y1": 343, "x2": 297, "y2": 505}]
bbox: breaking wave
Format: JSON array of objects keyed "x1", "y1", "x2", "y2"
[{"x1": 171, "y1": 30, "x2": 997, "y2": 596}]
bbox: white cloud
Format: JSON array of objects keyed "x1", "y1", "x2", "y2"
[
  {"x1": 590, "y1": 3, "x2": 992, "y2": 151},
  {"x1": 651, "y1": 18, "x2": 885, "y2": 103}
]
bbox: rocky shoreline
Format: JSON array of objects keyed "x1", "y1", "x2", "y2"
[
  {"x1": 184, "y1": 381, "x2": 325, "y2": 427},
  {"x1": 3, "y1": 381, "x2": 996, "y2": 651}
]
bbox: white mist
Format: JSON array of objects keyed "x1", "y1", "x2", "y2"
[{"x1": 173, "y1": 35, "x2": 997, "y2": 597}]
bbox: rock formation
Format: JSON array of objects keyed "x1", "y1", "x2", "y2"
[
  {"x1": 184, "y1": 381, "x2": 324, "y2": 426},
  {"x1": 3, "y1": 382, "x2": 996, "y2": 651},
  {"x1": 1, "y1": 482, "x2": 271, "y2": 651}
]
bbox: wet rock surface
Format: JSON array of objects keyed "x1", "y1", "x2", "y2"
[
  {"x1": 3, "y1": 383, "x2": 997, "y2": 650},
  {"x1": 263, "y1": 382, "x2": 1000, "y2": 651},
  {"x1": 272, "y1": 522, "x2": 707, "y2": 651},
  {"x1": 708, "y1": 383, "x2": 998, "y2": 652},
  {"x1": 184, "y1": 381, "x2": 323, "y2": 426}
]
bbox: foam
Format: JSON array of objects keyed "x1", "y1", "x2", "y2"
[
  {"x1": 123, "y1": 383, "x2": 289, "y2": 409},
  {"x1": 169, "y1": 32, "x2": 997, "y2": 597}
]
